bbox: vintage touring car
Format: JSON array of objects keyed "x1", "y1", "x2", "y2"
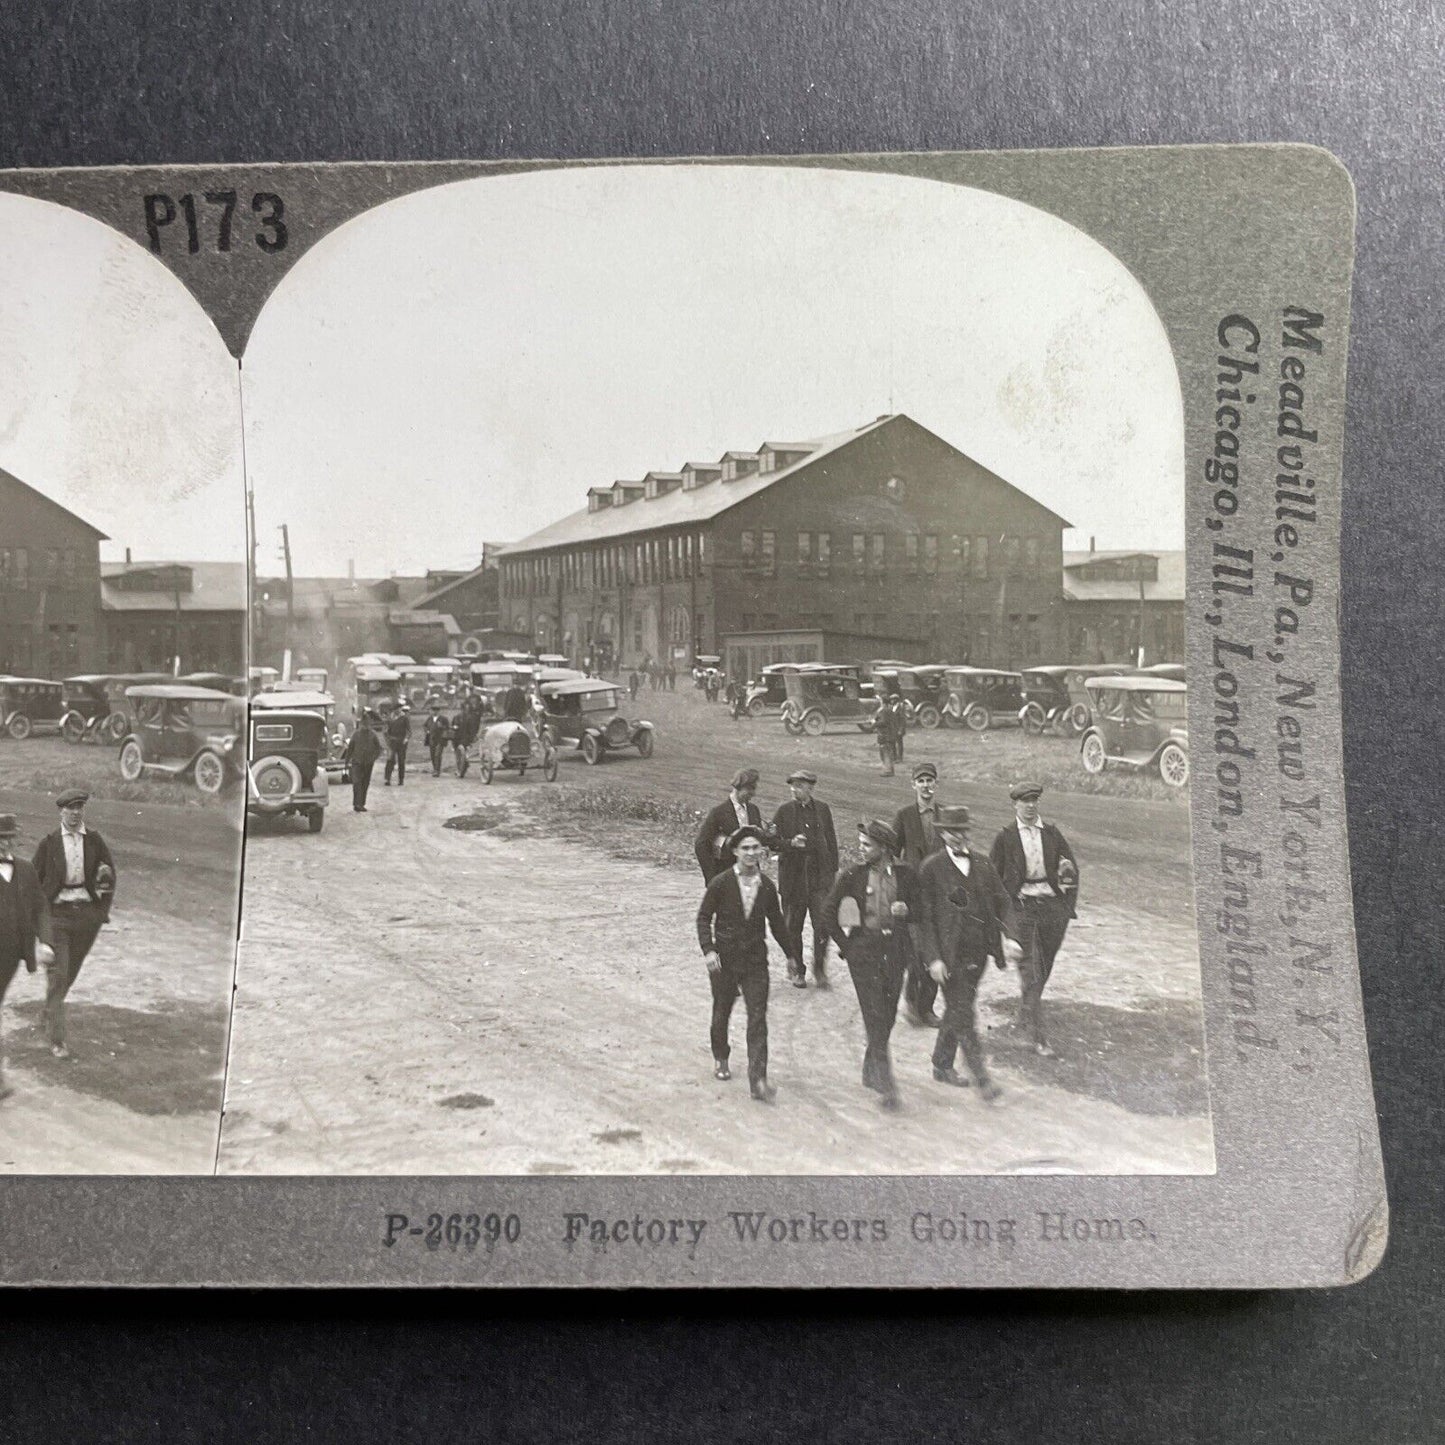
[
  {"x1": 1078, "y1": 674, "x2": 1189, "y2": 787},
  {"x1": 118, "y1": 684, "x2": 247, "y2": 794},
  {"x1": 0, "y1": 676, "x2": 64, "y2": 739},
  {"x1": 476, "y1": 720, "x2": 559, "y2": 783},
  {"x1": 247, "y1": 697, "x2": 331, "y2": 832},
  {"x1": 1019, "y1": 664, "x2": 1135, "y2": 736},
  {"x1": 780, "y1": 669, "x2": 875, "y2": 737},
  {"x1": 940, "y1": 666, "x2": 1025, "y2": 732},
  {"x1": 539, "y1": 678, "x2": 654, "y2": 763}
]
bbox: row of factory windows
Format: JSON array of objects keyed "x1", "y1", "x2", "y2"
[
  {"x1": 0, "y1": 546, "x2": 91, "y2": 588},
  {"x1": 501, "y1": 529, "x2": 1055, "y2": 598}
]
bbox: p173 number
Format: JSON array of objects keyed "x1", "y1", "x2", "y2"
[{"x1": 143, "y1": 191, "x2": 287, "y2": 255}]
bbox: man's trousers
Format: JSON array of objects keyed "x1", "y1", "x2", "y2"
[
  {"x1": 44, "y1": 901, "x2": 103, "y2": 1048},
  {"x1": 709, "y1": 956, "x2": 770, "y2": 1085},
  {"x1": 1015, "y1": 894, "x2": 1071, "y2": 1046},
  {"x1": 844, "y1": 933, "x2": 906, "y2": 1095},
  {"x1": 931, "y1": 955, "x2": 991, "y2": 1085},
  {"x1": 782, "y1": 885, "x2": 830, "y2": 979}
]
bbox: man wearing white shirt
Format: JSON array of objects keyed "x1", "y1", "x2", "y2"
[
  {"x1": 32, "y1": 787, "x2": 116, "y2": 1059},
  {"x1": 915, "y1": 805, "x2": 1012, "y2": 1100},
  {"x1": 989, "y1": 781, "x2": 1079, "y2": 1057}
]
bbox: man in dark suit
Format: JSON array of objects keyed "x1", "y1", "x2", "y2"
[
  {"x1": 342, "y1": 711, "x2": 383, "y2": 812},
  {"x1": 822, "y1": 818, "x2": 920, "y2": 1110},
  {"x1": 0, "y1": 812, "x2": 48, "y2": 1099},
  {"x1": 771, "y1": 769, "x2": 839, "y2": 989},
  {"x1": 892, "y1": 761, "x2": 946, "y2": 1026},
  {"x1": 32, "y1": 787, "x2": 116, "y2": 1059},
  {"x1": 989, "y1": 780, "x2": 1080, "y2": 1057},
  {"x1": 694, "y1": 768, "x2": 765, "y2": 882},
  {"x1": 383, "y1": 703, "x2": 411, "y2": 786},
  {"x1": 696, "y1": 825, "x2": 798, "y2": 1102},
  {"x1": 874, "y1": 689, "x2": 907, "y2": 776},
  {"x1": 424, "y1": 707, "x2": 453, "y2": 776},
  {"x1": 916, "y1": 805, "x2": 1012, "y2": 1101}
]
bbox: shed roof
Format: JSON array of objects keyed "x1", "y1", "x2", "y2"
[
  {"x1": 1061, "y1": 550, "x2": 1185, "y2": 603},
  {"x1": 101, "y1": 561, "x2": 246, "y2": 612}
]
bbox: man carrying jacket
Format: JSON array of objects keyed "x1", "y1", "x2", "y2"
[
  {"x1": 771, "y1": 769, "x2": 839, "y2": 989},
  {"x1": 695, "y1": 825, "x2": 798, "y2": 1102},
  {"x1": 822, "y1": 818, "x2": 919, "y2": 1111},
  {"x1": 989, "y1": 780, "x2": 1079, "y2": 1057},
  {"x1": 32, "y1": 788, "x2": 116, "y2": 1059},
  {"x1": 916, "y1": 805, "x2": 1012, "y2": 1101}
]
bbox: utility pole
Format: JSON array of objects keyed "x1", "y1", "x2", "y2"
[
  {"x1": 247, "y1": 488, "x2": 258, "y2": 649},
  {"x1": 279, "y1": 523, "x2": 294, "y2": 649}
]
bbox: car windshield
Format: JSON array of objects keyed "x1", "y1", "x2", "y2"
[{"x1": 580, "y1": 690, "x2": 618, "y2": 713}]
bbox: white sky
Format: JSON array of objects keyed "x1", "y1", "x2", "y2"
[
  {"x1": 0, "y1": 193, "x2": 244, "y2": 563},
  {"x1": 243, "y1": 164, "x2": 1184, "y2": 578}
]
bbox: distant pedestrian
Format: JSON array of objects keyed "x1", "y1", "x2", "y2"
[
  {"x1": 425, "y1": 708, "x2": 453, "y2": 776},
  {"x1": 343, "y1": 711, "x2": 382, "y2": 812},
  {"x1": 383, "y1": 704, "x2": 411, "y2": 786},
  {"x1": 771, "y1": 770, "x2": 839, "y2": 988},
  {"x1": 0, "y1": 811, "x2": 48, "y2": 1099},
  {"x1": 32, "y1": 788, "x2": 116, "y2": 1060},
  {"x1": 453, "y1": 696, "x2": 480, "y2": 777},
  {"x1": 629, "y1": 670, "x2": 641, "y2": 701},
  {"x1": 989, "y1": 781, "x2": 1079, "y2": 1057},
  {"x1": 696, "y1": 826, "x2": 797, "y2": 1101},
  {"x1": 695, "y1": 769, "x2": 765, "y2": 882},
  {"x1": 823, "y1": 818, "x2": 918, "y2": 1111},
  {"x1": 874, "y1": 692, "x2": 907, "y2": 776}
]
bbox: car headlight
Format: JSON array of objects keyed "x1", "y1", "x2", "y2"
[{"x1": 220, "y1": 735, "x2": 236, "y2": 752}]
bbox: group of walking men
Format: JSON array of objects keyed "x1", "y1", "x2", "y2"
[
  {"x1": 0, "y1": 787, "x2": 117, "y2": 1099},
  {"x1": 341, "y1": 695, "x2": 486, "y2": 811},
  {"x1": 693, "y1": 763, "x2": 1078, "y2": 1109}
]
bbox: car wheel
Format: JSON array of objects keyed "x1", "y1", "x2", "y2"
[
  {"x1": 783, "y1": 716, "x2": 804, "y2": 737},
  {"x1": 1158, "y1": 742, "x2": 1190, "y2": 788},
  {"x1": 1065, "y1": 703, "x2": 1091, "y2": 736},
  {"x1": 251, "y1": 755, "x2": 302, "y2": 805},
  {"x1": 917, "y1": 704, "x2": 941, "y2": 731},
  {"x1": 1021, "y1": 703, "x2": 1046, "y2": 736},
  {"x1": 119, "y1": 739, "x2": 144, "y2": 781},
  {"x1": 543, "y1": 748, "x2": 558, "y2": 781},
  {"x1": 308, "y1": 808, "x2": 325, "y2": 833},
  {"x1": 801, "y1": 710, "x2": 826, "y2": 737},
  {"x1": 481, "y1": 759, "x2": 494, "y2": 784},
  {"x1": 193, "y1": 750, "x2": 226, "y2": 795},
  {"x1": 636, "y1": 730, "x2": 654, "y2": 758},
  {"x1": 61, "y1": 713, "x2": 85, "y2": 744},
  {"x1": 7, "y1": 714, "x2": 32, "y2": 740},
  {"x1": 964, "y1": 704, "x2": 991, "y2": 732},
  {"x1": 747, "y1": 696, "x2": 765, "y2": 718},
  {"x1": 582, "y1": 733, "x2": 600, "y2": 765},
  {"x1": 1080, "y1": 731, "x2": 1107, "y2": 775},
  {"x1": 103, "y1": 712, "x2": 128, "y2": 743}
]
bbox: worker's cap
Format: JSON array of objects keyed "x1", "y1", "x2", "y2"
[
  {"x1": 56, "y1": 788, "x2": 89, "y2": 808},
  {"x1": 857, "y1": 818, "x2": 898, "y2": 851},
  {"x1": 731, "y1": 768, "x2": 761, "y2": 790},
  {"x1": 1009, "y1": 780, "x2": 1044, "y2": 801},
  {"x1": 934, "y1": 804, "x2": 972, "y2": 832},
  {"x1": 911, "y1": 762, "x2": 938, "y2": 782},
  {"x1": 786, "y1": 769, "x2": 817, "y2": 785},
  {"x1": 727, "y1": 825, "x2": 769, "y2": 850},
  {"x1": 0, "y1": 813, "x2": 19, "y2": 838}
]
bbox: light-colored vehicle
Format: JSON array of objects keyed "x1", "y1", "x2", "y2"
[
  {"x1": 1078, "y1": 675, "x2": 1189, "y2": 787},
  {"x1": 295, "y1": 666, "x2": 329, "y2": 691},
  {"x1": 343, "y1": 663, "x2": 402, "y2": 728},
  {"x1": 248, "y1": 666, "x2": 280, "y2": 695},
  {"x1": 118, "y1": 684, "x2": 246, "y2": 794},
  {"x1": 247, "y1": 703, "x2": 331, "y2": 832},
  {"x1": 539, "y1": 678, "x2": 655, "y2": 764},
  {"x1": 477, "y1": 720, "x2": 558, "y2": 783}
]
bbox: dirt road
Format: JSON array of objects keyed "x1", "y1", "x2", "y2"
[
  {"x1": 222, "y1": 697, "x2": 1211, "y2": 1176},
  {"x1": 0, "y1": 758, "x2": 239, "y2": 1174}
]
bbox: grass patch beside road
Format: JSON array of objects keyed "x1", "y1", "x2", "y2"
[
  {"x1": 515, "y1": 785, "x2": 702, "y2": 872},
  {"x1": 0, "y1": 739, "x2": 235, "y2": 809}
]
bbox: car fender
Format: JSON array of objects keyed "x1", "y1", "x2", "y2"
[
  {"x1": 633, "y1": 720, "x2": 654, "y2": 733},
  {"x1": 583, "y1": 725, "x2": 607, "y2": 746}
]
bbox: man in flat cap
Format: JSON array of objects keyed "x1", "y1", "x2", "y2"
[
  {"x1": 0, "y1": 812, "x2": 49, "y2": 1099},
  {"x1": 990, "y1": 781, "x2": 1079, "y2": 1057},
  {"x1": 32, "y1": 787, "x2": 116, "y2": 1059},
  {"x1": 771, "y1": 769, "x2": 839, "y2": 989},
  {"x1": 916, "y1": 805, "x2": 1012, "y2": 1100},
  {"x1": 822, "y1": 818, "x2": 921, "y2": 1110},
  {"x1": 694, "y1": 768, "x2": 766, "y2": 882},
  {"x1": 696, "y1": 824, "x2": 798, "y2": 1101},
  {"x1": 892, "y1": 761, "x2": 947, "y2": 1027}
]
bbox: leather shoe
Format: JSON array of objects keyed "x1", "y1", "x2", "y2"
[
  {"x1": 979, "y1": 1081, "x2": 1003, "y2": 1103},
  {"x1": 931, "y1": 1066, "x2": 970, "y2": 1088},
  {"x1": 878, "y1": 1089, "x2": 902, "y2": 1112},
  {"x1": 750, "y1": 1079, "x2": 777, "y2": 1103},
  {"x1": 713, "y1": 1060, "x2": 731, "y2": 1081},
  {"x1": 791, "y1": 973, "x2": 808, "y2": 990}
]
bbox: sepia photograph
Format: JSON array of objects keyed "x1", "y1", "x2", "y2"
[
  {"x1": 0, "y1": 191, "x2": 245, "y2": 1172},
  {"x1": 221, "y1": 163, "x2": 1211, "y2": 1177}
]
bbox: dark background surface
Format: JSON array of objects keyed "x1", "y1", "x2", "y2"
[{"x1": 1, "y1": 1, "x2": 1440, "y2": 1439}]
